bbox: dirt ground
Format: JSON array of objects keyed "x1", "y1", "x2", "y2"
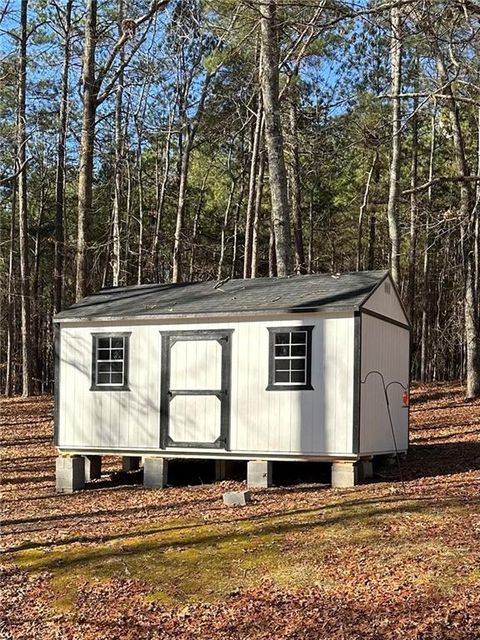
[{"x1": 1, "y1": 383, "x2": 479, "y2": 639}]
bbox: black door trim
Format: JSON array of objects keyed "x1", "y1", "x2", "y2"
[{"x1": 159, "y1": 329, "x2": 233, "y2": 450}]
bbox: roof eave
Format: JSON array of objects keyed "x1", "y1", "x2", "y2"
[{"x1": 53, "y1": 304, "x2": 357, "y2": 324}]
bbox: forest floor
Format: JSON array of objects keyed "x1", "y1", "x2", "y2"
[{"x1": 1, "y1": 384, "x2": 479, "y2": 640}]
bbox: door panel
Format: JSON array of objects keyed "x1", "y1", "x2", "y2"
[
  {"x1": 170, "y1": 339, "x2": 221, "y2": 390},
  {"x1": 160, "y1": 330, "x2": 233, "y2": 449},
  {"x1": 169, "y1": 395, "x2": 221, "y2": 443}
]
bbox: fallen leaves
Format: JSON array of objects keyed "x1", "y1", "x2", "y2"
[{"x1": 1, "y1": 383, "x2": 479, "y2": 639}]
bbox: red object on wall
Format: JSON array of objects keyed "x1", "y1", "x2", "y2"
[{"x1": 402, "y1": 391, "x2": 410, "y2": 407}]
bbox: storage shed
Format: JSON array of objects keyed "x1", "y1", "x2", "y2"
[{"x1": 54, "y1": 270, "x2": 410, "y2": 492}]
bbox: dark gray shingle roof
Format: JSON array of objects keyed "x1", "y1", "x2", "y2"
[{"x1": 55, "y1": 270, "x2": 388, "y2": 322}]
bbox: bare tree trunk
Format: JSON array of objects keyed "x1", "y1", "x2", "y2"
[
  {"x1": 259, "y1": 0, "x2": 292, "y2": 276},
  {"x1": 251, "y1": 144, "x2": 265, "y2": 278},
  {"x1": 17, "y1": 0, "x2": 32, "y2": 396},
  {"x1": 269, "y1": 221, "x2": 276, "y2": 277},
  {"x1": 5, "y1": 184, "x2": 16, "y2": 396},
  {"x1": 230, "y1": 176, "x2": 245, "y2": 279},
  {"x1": 75, "y1": 0, "x2": 170, "y2": 298},
  {"x1": 152, "y1": 114, "x2": 173, "y2": 281},
  {"x1": 357, "y1": 149, "x2": 378, "y2": 271},
  {"x1": 111, "y1": 3, "x2": 124, "y2": 287},
  {"x1": 386, "y1": 4, "x2": 403, "y2": 285},
  {"x1": 218, "y1": 148, "x2": 235, "y2": 280},
  {"x1": 172, "y1": 136, "x2": 191, "y2": 283},
  {"x1": 123, "y1": 153, "x2": 133, "y2": 283},
  {"x1": 76, "y1": 0, "x2": 97, "y2": 301},
  {"x1": 307, "y1": 191, "x2": 313, "y2": 273},
  {"x1": 288, "y1": 93, "x2": 305, "y2": 273},
  {"x1": 136, "y1": 127, "x2": 144, "y2": 285},
  {"x1": 407, "y1": 94, "x2": 419, "y2": 323},
  {"x1": 435, "y1": 53, "x2": 479, "y2": 398},
  {"x1": 54, "y1": 0, "x2": 73, "y2": 312},
  {"x1": 189, "y1": 167, "x2": 210, "y2": 280},
  {"x1": 420, "y1": 110, "x2": 436, "y2": 383},
  {"x1": 172, "y1": 73, "x2": 211, "y2": 283},
  {"x1": 243, "y1": 102, "x2": 263, "y2": 279}
]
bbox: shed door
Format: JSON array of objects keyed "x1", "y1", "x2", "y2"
[{"x1": 160, "y1": 330, "x2": 232, "y2": 449}]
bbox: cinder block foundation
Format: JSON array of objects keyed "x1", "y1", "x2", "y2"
[
  {"x1": 56, "y1": 456, "x2": 85, "y2": 493},
  {"x1": 247, "y1": 460, "x2": 272, "y2": 488},
  {"x1": 144, "y1": 457, "x2": 168, "y2": 489},
  {"x1": 84, "y1": 455, "x2": 102, "y2": 482},
  {"x1": 331, "y1": 461, "x2": 359, "y2": 488},
  {"x1": 122, "y1": 456, "x2": 141, "y2": 472}
]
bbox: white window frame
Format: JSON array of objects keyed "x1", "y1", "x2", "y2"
[
  {"x1": 267, "y1": 326, "x2": 314, "y2": 391},
  {"x1": 91, "y1": 332, "x2": 131, "y2": 391}
]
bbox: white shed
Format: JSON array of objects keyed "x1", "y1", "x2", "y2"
[{"x1": 54, "y1": 270, "x2": 410, "y2": 492}]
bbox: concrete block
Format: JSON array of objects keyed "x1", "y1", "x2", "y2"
[
  {"x1": 56, "y1": 456, "x2": 85, "y2": 493},
  {"x1": 144, "y1": 457, "x2": 168, "y2": 489},
  {"x1": 247, "y1": 460, "x2": 272, "y2": 488},
  {"x1": 331, "y1": 461, "x2": 359, "y2": 488},
  {"x1": 84, "y1": 455, "x2": 102, "y2": 482},
  {"x1": 122, "y1": 456, "x2": 141, "y2": 472},
  {"x1": 223, "y1": 491, "x2": 251, "y2": 507}
]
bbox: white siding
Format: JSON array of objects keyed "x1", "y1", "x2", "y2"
[
  {"x1": 169, "y1": 395, "x2": 221, "y2": 443},
  {"x1": 359, "y1": 313, "x2": 409, "y2": 454},
  {"x1": 362, "y1": 276, "x2": 409, "y2": 325},
  {"x1": 170, "y1": 339, "x2": 221, "y2": 390},
  {"x1": 57, "y1": 313, "x2": 356, "y2": 457}
]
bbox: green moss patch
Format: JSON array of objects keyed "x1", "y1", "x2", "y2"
[{"x1": 12, "y1": 497, "x2": 478, "y2": 611}]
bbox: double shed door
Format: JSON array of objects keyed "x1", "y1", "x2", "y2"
[{"x1": 160, "y1": 330, "x2": 233, "y2": 449}]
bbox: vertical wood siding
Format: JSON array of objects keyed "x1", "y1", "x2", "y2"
[
  {"x1": 57, "y1": 314, "x2": 355, "y2": 456},
  {"x1": 362, "y1": 276, "x2": 409, "y2": 325},
  {"x1": 360, "y1": 313, "x2": 409, "y2": 454}
]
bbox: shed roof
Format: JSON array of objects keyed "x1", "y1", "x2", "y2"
[{"x1": 55, "y1": 270, "x2": 389, "y2": 322}]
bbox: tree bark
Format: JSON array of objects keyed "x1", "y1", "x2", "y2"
[
  {"x1": 407, "y1": 94, "x2": 419, "y2": 324},
  {"x1": 217, "y1": 147, "x2": 235, "y2": 280},
  {"x1": 54, "y1": 0, "x2": 73, "y2": 312},
  {"x1": 385, "y1": 4, "x2": 402, "y2": 286},
  {"x1": 152, "y1": 114, "x2": 173, "y2": 281},
  {"x1": 172, "y1": 73, "x2": 211, "y2": 283},
  {"x1": 5, "y1": 183, "x2": 16, "y2": 396},
  {"x1": 251, "y1": 143, "x2": 265, "y2": 278},
  {"x1": 76, "y1": 0, "x2": 98, "y2": 301},
  {"x1": 288, "y1": 92, "x2": 305, "y2": 273},
  {"x1": 259, "y1": 0, "x2": 292, "y2": 277},
  {"x1": 243, "y1": 102, "x2": 263, "y2": 279},
  {"x1": 435, "y1": 53, "x2": 479, "y2": 398},
  {"x1": 420, "y1": 110, "x2": 436, "y2": 383},
  {"x1": 17, "y1": 0, "x2": 33, "y2": 396},
  {"x1": 111, "y1": 1, "x2": 125, "y2": 288},
  {"x1": 357, "y1": 149, "x2": 378, "y2": 271}
]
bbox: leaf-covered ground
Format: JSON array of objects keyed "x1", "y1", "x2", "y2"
[{"x1": 1, "y1": 384, "x2": 479, "y2": 639}]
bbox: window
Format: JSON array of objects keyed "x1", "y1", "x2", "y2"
[
  {"x1": 91, "y1": 333, "x2": 130, "y2": 391},
  {"x1": 267, "y1": 326, "x2": 314, "y2": 390}
]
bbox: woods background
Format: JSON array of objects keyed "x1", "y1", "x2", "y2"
[{"x1": 0, "y1": 0, "x2": 479, "y2": 399}]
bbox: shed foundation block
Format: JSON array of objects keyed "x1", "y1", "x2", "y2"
[
  {"x1": 144, "y1": 457, "x2": 168, "y2": 489},
  {"x1": 84, "y1": 455, "x2": 102, "y2": 482},
  {"x1": 56, "y1": 456, "x2": 85, "y2": 493},
  {"x1": 122, "y1": 456, "x2": 141, "y2": 472},
  {"x1": 331, "y1": 461, "x2": 359, "y2": 488},
  {"x1": 247, "y1": 460, "x2": 272, "y2": 488}
]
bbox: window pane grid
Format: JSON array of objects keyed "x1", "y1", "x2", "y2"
[
  {"x1": 273, "y1": 331, "x2": 308, "y2": 385},
  {"x1": 95, "y1": 336, "x2": 125, "y2": 386}
]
